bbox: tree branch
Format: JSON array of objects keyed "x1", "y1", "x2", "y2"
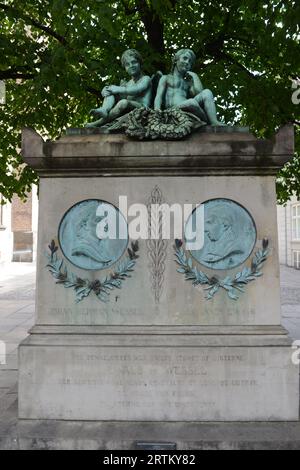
[
  {"x1": 0, "y1": 68, "x2": 36, "y2": 80},
  {"x1": 0, "y1": 3, "x2": 67, "y2": 46},
  {"x1": 0, "y1": 67, "x2": 102, "y2": 97},
  {"x1": 222, "y1": 52, "x2": 261, "y2": 80},
  {"x1": 136, "y1": 0, "x2": 165, "y2": 53},
  {"x1": 121, "y1": 0, "x2": 138, "y2": 16}
]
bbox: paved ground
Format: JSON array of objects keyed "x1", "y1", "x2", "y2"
[
  {"x1": 0, "y1": 263, "x2": 35, "y2": 412},
  {"x1": 280, "y1": 265, "x2": 300, "y2": 341},
  {"x1": 0, "y1": 262, "x2": 299, "y2": 448}
]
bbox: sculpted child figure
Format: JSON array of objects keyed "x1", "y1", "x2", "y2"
[
  {"x1": 154, "y1": 48, "x2": 224, "y2": 126},
  {"x1": 86, "y1": 49, "x2": 152, "y2": 127}
]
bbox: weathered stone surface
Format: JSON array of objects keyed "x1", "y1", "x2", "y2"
[
  {"x1": 3, "y1": 404, "x2": 300, "y2": 449},
  {"x1": 66, "y1": 125, "x2": 250, "y2": 136},
  {"x1": 21, "y1": 125, "x2": 294, "y2": 177},
  {"x1": 18, "y1": 125, "x2": 299, "y2": 423},
  {"x1": 33, "y1": 175, "x2": 281, "y2": 326},
  {"x1": 19, "y1": 333, "x2": 299, "y2": 421}
]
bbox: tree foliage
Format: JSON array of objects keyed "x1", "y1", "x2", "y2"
[{"x1": 0, "y1": 0, "x2": 299, "y2": 202}]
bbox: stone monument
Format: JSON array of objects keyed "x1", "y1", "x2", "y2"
[
  {"x1": 18, "y1": 49, "x2": 299, "y2": 446},
  {"x1": 19, "y1": 123, "x2": 298, "y2": 421}
]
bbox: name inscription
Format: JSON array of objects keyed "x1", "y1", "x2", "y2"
[{"x1": 54, "y1": 351, "x2": 258, "y2": 398}]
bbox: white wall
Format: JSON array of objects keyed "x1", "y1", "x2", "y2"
[
  {"x1": 277, "y1": 195, "x2": 300, "y2": 267},
  {"x1": 32, "y1": 184, "x2": 39, "y2": 262},
  {"x1": 277, "y1": 204, "x2": 287, "y2": 265},
  {"x1": 0, "y1": 199, "x2": 13, "y2": 264}
]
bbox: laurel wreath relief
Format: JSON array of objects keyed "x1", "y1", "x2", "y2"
[
  {"x1": 104, "y1": 107, "x2": 204, "y2": 139},
  {"x1": 174, "y1": 238, "x2": 269, "y2": 300},
  {"x1": 46, "y1": 235, "x2": 268, "y2": 303},
  {"x1": 46, "y1": 239, "x2": 139, "y2": 303}
]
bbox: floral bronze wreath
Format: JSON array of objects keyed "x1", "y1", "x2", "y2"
[
  {"x1": 122, "y1": 107, "x2": 204, "y2": 140},
  {"x1": 174, "y1": 238, "x2": 269, "y2": 300},
  {"x1": 46, "y1": 239, "x2": 139, "y2": 303}
]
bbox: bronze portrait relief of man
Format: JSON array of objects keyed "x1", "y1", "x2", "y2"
[{"x1": 185, "y1": 199, "x2": 257, "y2": 270}]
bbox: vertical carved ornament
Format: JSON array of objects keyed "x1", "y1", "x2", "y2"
[{"x1": 147, "y1": 186, "x2": 168, "y2": 304}]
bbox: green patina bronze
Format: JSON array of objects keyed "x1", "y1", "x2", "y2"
[
  {"x1": 58, "y1": 200, "x2": 128, "y2": 271},
  {"x1": 154, "y1": 49, "x2": 224, "y2": 126},
  {"x1": 185, "y1": 199, "x2": 257, "y2": 270},
  {"x1": 46, "y1": 239, "x2": 139, "y2": 303},
  {"x1": 174, "y1": 237, "x2": 269, "y2": 301},
  {"x1": 85, "y1": 49, "x2": 152, "y2": 128},
  {"x1": 85, "y1": 48, "x2": 225, "y2": 136}
]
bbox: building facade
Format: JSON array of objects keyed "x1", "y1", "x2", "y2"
[
  {"x1": 277, "y1": 195, "x2": 300, "y2": 269},
  {"x1": 0, "y1": 195, "x2": 13, "y2": 263},
  {"x1": 0, "y1": 187, "x2": 38, "y2": 264}
]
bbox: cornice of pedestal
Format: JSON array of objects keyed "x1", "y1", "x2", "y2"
[{"x1": 21, "y1": 124, "x2": 294, "y2": 177}]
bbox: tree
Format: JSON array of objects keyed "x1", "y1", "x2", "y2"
[{"x1": 0, "y1": 0, "x2": 299, "y2": 202}]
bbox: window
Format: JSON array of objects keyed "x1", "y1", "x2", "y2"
[
  {"x1": 293, "y1": 251, "x2": 300, "y2": 269},
  {"x1": 292, "y1": 204, "x2": 300, "y2": 240}
]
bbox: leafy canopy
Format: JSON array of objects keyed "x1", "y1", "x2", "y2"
[{"x1": 0, "y1": 0, "x2": 299, "y2": 202}]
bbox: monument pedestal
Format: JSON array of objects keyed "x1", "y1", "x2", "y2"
[
  {"x1": 19, "y1": 325, "x2": 297, "y2": 421},
  {"x1": 19, "y1": 125, "x2": 299, "y2": 423}
]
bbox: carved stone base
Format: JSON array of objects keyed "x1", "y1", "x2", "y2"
[{"x1": 19, "y1": 326, "x2": 299, "y2": 421}]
